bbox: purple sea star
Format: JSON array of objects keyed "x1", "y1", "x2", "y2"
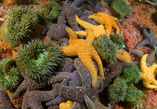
[
  {"x1": 57, "y1": 57, "x2": 75, "y2": 72},
  {"x1": 136, "y1": 23, "x2": 157, "y2": 56},
  {"x1": 46, "y1": 70, "x2": 82, "y2": 106},
  {"x1": 57, "y1": 0, "x2": 84, "y2": 31},
  {"x1": 41, "y1": 24, "x2": 68, "y2": 42},
  {"x1": 22, "y1": 90, "x2": 56, "y2": 109},
  {"x1": 51, "y1": 58, "x2": 105, "y2": 107},
  {"x1": 11, "y1": 72, "x2": 47, "y2": 98},
  {"x1": 22, "y1": 75, "x2": 69, "y2": 109},
  {"x1": 71, "y1": 0, "x2": 103, "y2": 13},
  {"x1": 0, "y1": 90, "x2": 14, "y2": 109},
  {"x1": 103, "y1": 61, "x2": 132, "y2": 86}
]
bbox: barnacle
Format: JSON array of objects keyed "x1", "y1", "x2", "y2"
[
  {"x1": 16, "y1": 40, "x2": 63, "y2": 81},
  {"x1": 1, "y1": 6, "x2": 38, "y2": 47},
  {"x1": 93, "y1": 34, "x2": 118, "y2": 63},
  {"x1": 0, "y1": 57, "x2": 21, "y2": 90}
]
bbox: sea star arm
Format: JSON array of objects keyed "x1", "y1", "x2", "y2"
[
  {"x1": 48, "y1": 75, "x2": 69, "y2": 85},
  {"x1": 145, "y1": 0, "x2": 157, "y2": 6},
  {"x1": 75, "y1": 15, "x2": 96, "y2": 30},
  {"x1": 91, "y1": 49, "x2": 105, "y2": 80},
  {"x1": 71, "y1": 0, "x2": 84, "y2": 7},
  {"x1": 71, "y1": 102, "x2": 86, "y2": 109},
  {"x1": 0, "y1": 90, "x2": 14, "y2": 109},
  {"x1": 84, "y1": 95, "x2": 96, "y2": 109},
  {"x1": 78, "y1": 53, "x2": 98, "y2": 87},
  {"x1": 11, "y1": 73, "x2": 46, "y2": 98},
  {"x1": 142, "y1": 80, "x2": 157, "y2": 90},
  {"x1": 22, "y1": 90, "x2": 56, "y2": 109},
  {"x1": 86, "y1": 29, "x2": 96, "y2": 44},
  {"x1": 144, "y1": 25, "x2": 154, "y2": 38},
  {"x1": 112, "y1": 21, "x2": 120, "y2": 34},
  {"x1": 74, "y1": 58, "x2": 93, "y2": 87},
  {"x1": 57, "y1": 7, "x2": 66, "y2": 24},
  {"x1": 65, "y1": 27, "x2": 78, "y2": 41},
  {"x1": 116, "y1": 49, "x2": 132, "y2": 62},
  {"x1": 75, "y1": 31, "x2": 87, "y2": 36},
  {"x1": 48, "y1": 105, "x2": 59, "y2": 109},
  {"x1": 46, "y1": 96, "x2": 67, "y2": 106},
  {"x1": 136, "y1": 39, "x2": 150, "y2": 48}
]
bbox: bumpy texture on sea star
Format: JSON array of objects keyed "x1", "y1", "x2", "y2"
[
  {"x1": 0, "y1": 90, "x2": 14, "y2": 109},
  {"x1": 41, "y1": 24, "x2": 68, "y2": 42},
  {"x1": 129, "y1": 47, "x2": 156, "y2": 66},
  {"x1": 136, "y1": 23, "x2": 157, "y2": 53},
  {"x1": 145, "y1": 0, "x2": 157, "y2": 6},
  {"x1": 22, "y1": 90, "x2": 56, "y2": 109},
  {"x1": 22, "y1": 75, "x2": 70, "y2": 109},
  {"x1": 11, "y1": 72, "x2": 47, "y2": 98},
  {"x1": 57, "y1": 57, "x2": 75, "y2": 72},
  {"x1": 46, "y1": 70, "x2": 82, "y2": 106},
  {"x1": 61, "y1": 27, "x2": 105, "y2": 87},
  {"x1": 75, "y1": 15, "x2": 106, "y2": 40},
  {"x1": 104, "y1": 61, "x2": 132, "y2": 86},
  {"x1": 71, "y1": 0, "x2": 103, "y2": 13},
  {"x1": 52, "y1": 58, "x2": 105, "y2": 106},
  {"x1": 116, "y1": 49, "x2": 132, "y2": 63},
  {"x1": 140, "y1": 54, "x2": 157, "y2": 90},
  {"x1": 57, "y1": 0, "x2": 85, "y2": 31},
  {"x1": 88, "y1": 12, "x2": 120, "y2": 36}
]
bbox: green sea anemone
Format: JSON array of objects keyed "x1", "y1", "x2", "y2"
[
  {"x1": 37, "y1": 2, "x2": 61, "y2": 25},
  {"x1": 123, "y1": 85, "x2": 143, "y2": 108},
  {"x1": 16, "y1": 40, "x2": 63, "y2": 81},
  {"x1": 93, "y1": 34, "x2": 118, "y2": 63},
  {"x1": 107, "y1": 77, "x2": 128, "y2": 104},
  {"x1": 0, "y1": 57, "x2": 22, "y2": 90},
  {"x1": 1, "y1": 6, "x2": 38, "y2": 47},
  {"x1": 110, "y1": 33, "x2": 124, "y2": 49},
  {"x1": 120, "y1": 65, "x2": 141, "y2": 84},
  {"x1": 109, "y1": 0, "x2": 132, "y2": 20}
]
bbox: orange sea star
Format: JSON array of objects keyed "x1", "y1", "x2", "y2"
[
  {"x1": 88, "y1": 12, "x2": 120, "y2": 36},
  {"x1": 116, "y1": 49, "x2": 132, "y2": 63},
  {"x1": 75, "y1": 15, "x2": 106, "y2": 40},
  {"x1": 76, "y1": 29, "x2": 98, "y2": 44},
  {"x1": 61, "y1": 27, "x2": 105, "y2": 87},
  {"x1": 140, "y1": 54, "x2": 157, "y2": 90}
]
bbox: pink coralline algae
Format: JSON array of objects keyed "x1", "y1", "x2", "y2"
[
  {"x1": 143, "y1": 90, "x2": 157, "y2": 108},
  {"x1": 119, "y1": 6, "x2": 142, "y2": 51}
]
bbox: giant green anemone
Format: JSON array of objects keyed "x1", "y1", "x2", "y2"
[
  {"x1": 37, "y1": 2, "x2": 61, "y2": 25},
  {"x1": 93, "y1": 34, "x2": 118, "y2": 63},
  {"x1": 0, "y1": 57, "x2": 22, "y2": 90},
  {"x1": 107, "y1": 77, "x2": 128, "y2": 104},
  {"x1": 16, "y1": 40, "x2": 63, "y2": 81},
  {"x1": 110, "y1": 33, "x2": 124, "y2": 49},
  {"x1": 109, "y1": 0, "x2": 132, "y2": 20},
  {"x1": 1, "y1": 6, "x2": 38, "y2": 47},
  {"x1": 120, "y1": 65, "x2": 141, "y2": 84}
]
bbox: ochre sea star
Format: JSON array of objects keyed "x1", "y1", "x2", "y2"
[
  {"x1": 61, "y1": 27, "x2": 105, "y2": 87},
  {"x1": 75, "y1": 15, "x2": 106, "y2": 39},
  {"x1": 140, "y1": 54, "x2": 157, "y2": 90},
  {"x1": 88, "y1": 12, "x2": 120, "y2": 36}
]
